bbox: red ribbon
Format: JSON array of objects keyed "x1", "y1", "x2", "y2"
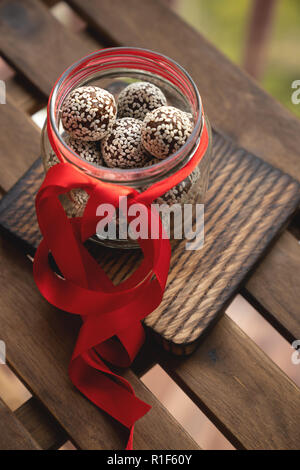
[{"x1": 33, "y1": 111, "x2": 208, "y2": 449}]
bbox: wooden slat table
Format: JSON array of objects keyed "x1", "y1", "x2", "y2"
[
  {"x1": 0, "y1": 398, "x2": 40, "y2": 450},
  {"x1": 0, "y1": 0, "x2": 299, "y2": 450}
]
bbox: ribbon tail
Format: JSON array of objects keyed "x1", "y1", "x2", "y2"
[
  {"x1": 126, "y1": 427, "x2": 134, "y2": 450},
  {"x1": 69, "y1": 349, "x2": 151, "y2": 448}
]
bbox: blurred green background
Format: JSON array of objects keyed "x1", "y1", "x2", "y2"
[{"x1": 172, "y1": 0, "x2": 300, "y2": 118}]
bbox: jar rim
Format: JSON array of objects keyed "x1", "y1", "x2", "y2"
[{"x1": 49, "y1": 47, "x2": 203, "y2": 184}]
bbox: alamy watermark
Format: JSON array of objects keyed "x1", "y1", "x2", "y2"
[
  {"x1": 291, "y1": 80, "x2": 300, "y2": 105},
  {"x1": 95, "y1": 197, "x2": 205, "y2": 250},
  {"x1": 0, "y1": 340, "x2": 6, "y2": 365},
  {"x1": 0, "y1": 80, "x2": 6, "y2": 104},
  {"x1": 291, "y1": 340, "x2": 300, "y2": 365}
]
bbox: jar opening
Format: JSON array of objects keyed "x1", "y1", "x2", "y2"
[{"x1": 48, "y1": 47, "x2": 202, "y2": 186}]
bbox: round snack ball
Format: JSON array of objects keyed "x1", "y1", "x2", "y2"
[
  {"x1": 65, "y1": 135, "x2": 104, "y2": 165},
  {"x1": 44, "y1": 151, "x2": 60, "y2": 171},
  {"x1": 101, "y1": 118, "x2": 148, "y2": 169},
  {"x1": 61, "y1": 86, "x2": 117, "y2": 141},
  {"x1": 142, "y1": 106, "x2": 193, "y2": 159},
  {"x1": 65, "y1": 137, "x2": 106, "y2": 216},
  {"x1": 69, "y1": 188, "x2": 89, "y2": 217},
  {"x1": 185, "y1": 112, "x2": 194, "y2": 124},
  {"x1": 117, "y1": 81, "x2": 167, "y2": 120},
  {"x1": 159, "y1": 167, "x2": 201, "y2": 205},
  {"x1": 144, "y1": 157, "x2": 161, "y2": 167}
]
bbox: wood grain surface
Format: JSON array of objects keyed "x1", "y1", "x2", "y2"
[
  {"x1": 0, "y1": 103, "x2": 40, "y2": 192},
  {"x1": 153, "y1": 315, "x2": 300, "y2": 450},
  {"x1": 15, "y1": 397, "x2": 67, "y2": 450},
  {"x1": 6, "y1": 75, "x2": 45, "y2": 114},
  {"x1": 245, "y1": 230, "x2": 300, "y2": 341},
  {"x1": 0, "y1": 397, "x2": 40, "y2": 450},
  {"x1": 0, "y1": 158, "x2": 43, "y2": 251},
  {"x1": 145, "y1": 134, "x2": 300, "y2": 345},
  {"x1": 0, "y1": 0, "x2": 96, "y2": 96}
]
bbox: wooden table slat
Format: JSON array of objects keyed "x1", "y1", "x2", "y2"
[
  {"x1": 15, "y1": 397, "x2": 68, "y2": 450},
  {"x1": 0, "y1": 0, "x2": 98, "y2": 97},
  {"x1": 42, "y1": 0, "x2": 59, "y2": 6},
  {"x1": 0, "y1": 397, "x2": 40, "y2": 450},
  {"x1": 245, "y1": 230, "x2": 300, "y2": 341},
  {"x1": 6, "y1": 75, "x2": 45, "y2": 114},
  {"x1": 152, "y1": 314, "x2": 300, "y2": 450},
  {"x1": 0, "y1": 102, "x2": 40, "y2": 192}
]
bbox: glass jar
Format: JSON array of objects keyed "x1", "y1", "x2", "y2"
[{"x1": 41, "y1": 47, "x2": 212, "y2": 249}]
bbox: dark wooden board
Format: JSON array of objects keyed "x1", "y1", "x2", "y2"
[
  {"x1": 0, "y1": 130, "x2": 299, "y2": 349},
  {"x1": 0, "y1": 157, "x2": 43, "y2": 253},
  {"x1": 147, "y1": 134, "x2": 300, "y2": 347},
  {"x1": 0, "y1": 397, "x2": 40, "y2": 450}
]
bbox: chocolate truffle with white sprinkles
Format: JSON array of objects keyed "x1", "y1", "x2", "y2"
[
  {"x1": 142, "y1": 106, "x2": 193, "y2": 159},
  {"x1": 101, "y1": 118, "x2": 148, "y2": 169},
  {"x1": 61, "y1": 86, "x2": 117, "y2": 141},
  {"x1": 159, "y1": 167, "x2": 201, "y2": 205},
  {"x1": 65, "y1": 135, "x2": 104, "y2": 165},
  {"x1": 117, "y1": 81, "x2": 167, "y2": 120}
]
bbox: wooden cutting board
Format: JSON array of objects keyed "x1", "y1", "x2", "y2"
[{"x1": 0, "y1": 129, "x2": 299, "y2": 354}]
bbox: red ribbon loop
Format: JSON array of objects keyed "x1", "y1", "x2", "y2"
[{"x1": 33, "y1": 118, "x2": 209, "y2": 449}]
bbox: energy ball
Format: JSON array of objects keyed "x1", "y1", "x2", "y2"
[
  {"x1": 159, "y1": 167, "x2": 201, "y2": 205},
  {"x1": 101, "y1": 118, "x2": 148, "y2": 169},
  {"x1": 61, "y1": 86, "x2": 117, "y2": 141},
  {"x1": 117, "y1": 81, "x2": 167, "y2": 120},
  {"x1": 44, "y1": 151, "x2": 60, "y2": 171},
  {"x1": 65, "y1": 135, "x2": 104, "y2": 165},
  {"x1": 142, "y1": 106, "x2": 193, "y2": 159},
  {"x1": 144, "y1": 157, "x2": 161, "y2": 167},
  {"x1": 185, "y1": 112, "x2": 194, "y2": 124},
  {"x1": 69, "y1": 188, "x2": 89, "y2": 217}
]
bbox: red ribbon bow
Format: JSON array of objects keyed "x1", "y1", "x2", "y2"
[{"x1": 33, "y1": 113, "x2": 208, "y2": 449}]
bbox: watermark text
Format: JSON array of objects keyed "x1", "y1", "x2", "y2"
[
  {"x1": 291, "y1": 340, "x2": 300, "y2": 365},
  {"x1": 0, "y1": 80, "x2": 6, "y2": 104},
  {"x1": 291, "y1": 80, "x2": 300, "y2": 105},
  {"x1": 0, "y1": 340, "x2": 6, "y2": 364},
  {"x1": 95, "y1": 197, "x2": 205, "y2": 250}
]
